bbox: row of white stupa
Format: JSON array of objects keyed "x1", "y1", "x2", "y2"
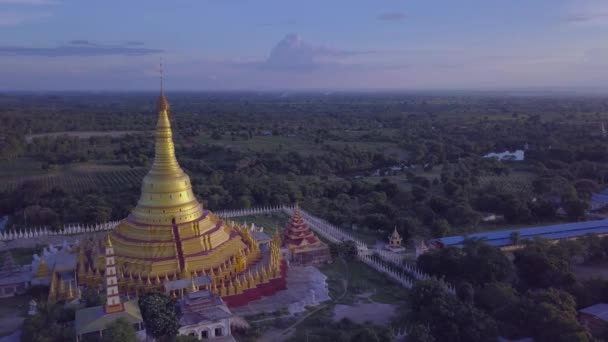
[{"x1": 0, "y1": 219, "x2": 265, "y2": 241}]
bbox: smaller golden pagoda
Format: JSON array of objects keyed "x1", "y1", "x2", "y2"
[{"x1": 283, "y1": 209, "x2": 331, "y2": 266}]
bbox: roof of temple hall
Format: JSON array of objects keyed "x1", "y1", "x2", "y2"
[
  {"x1": 75, "y1": 300, "x2": 142, "y2": 335},
  {"x1": 435, "y1": 219, "x2": 608, "y2": 248},
  {"x1": 283, "y1": 210, "x2": 326, "y2": 251}
]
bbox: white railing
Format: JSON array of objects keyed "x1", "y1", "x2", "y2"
[
  {"x1": 0, "y1": 221, "x2": 120, "y2": 241},
  {"x1": 215, "y1": 206, "x2": 287, "y2": 218},
  {"x1": 2, "y1": 204, "x2": 454, "y2": 293}
]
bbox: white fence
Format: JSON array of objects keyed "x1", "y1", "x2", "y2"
[
  {"x1": 0, "y1": 221, "x2": 119, "y2": 241},
  {"x1": 1, "y1": 204, "x2": 453, "y2": 292}
]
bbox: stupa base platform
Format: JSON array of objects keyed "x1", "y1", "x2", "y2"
[
  {"x1": 231, "y1": 265, "x2": 330, "y2": 316},
  {"x1": 223, "y1": 261, "x2": 288, "y2": 308}
]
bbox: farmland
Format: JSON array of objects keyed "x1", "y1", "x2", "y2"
[{"x1": 0, "y1": 160, "x2": 146, "y2": 193}]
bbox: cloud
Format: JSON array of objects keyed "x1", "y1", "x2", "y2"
[
  {"x1": 69, "y1": 40, "x2": 95, "y2": 46},
  {"x1": 566, "y1": 13, "x2": 608, "y2": 23},
  {"x1": 126, "y1": 41, "x2": 145, "y2": 46},
  {"x1": 377, "y1": 12, "x2": 406, "y2": 21},
  {"x1": 0, "y1": 41, "x2": 163, "y2": 57},
  {"x1": 0, "y1": 0, "x2": 56, "y2": 4},
  {"x1": 261, "y1": 33, "x2": 372, "y2": 70},
  {"x1": 0, "y1": 11, "x2": 50, "y2": 26},
  {"x1": 563, "y1": 1, "x2": 608, "y2": 25}
]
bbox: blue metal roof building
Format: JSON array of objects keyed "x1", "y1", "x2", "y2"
[{"x1": 435, "y1": 219, "x2": 608, "y2": 248}]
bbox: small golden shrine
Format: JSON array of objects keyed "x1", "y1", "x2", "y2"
[{"x1": 386, "y1": 227, "x2": 405, "y2": 253}]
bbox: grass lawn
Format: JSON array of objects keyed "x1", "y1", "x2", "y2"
[
  {"x1": 230, "y1": 212, "x2": 291, "y2": 236},
  {"x1": 319, "y1": 259, "x2": 408, "y2": 305}
]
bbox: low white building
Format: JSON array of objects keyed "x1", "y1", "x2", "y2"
[{"x1": 177, "y1": 290, "x2": 234, "y2": 341}]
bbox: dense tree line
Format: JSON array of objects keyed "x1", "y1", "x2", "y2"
[
  {"x1": 2, "y1": 93, "x2": 608, "y2": 238},
  {"x1": 413, "y1": 235, "x2": 608, "y2": 341}
]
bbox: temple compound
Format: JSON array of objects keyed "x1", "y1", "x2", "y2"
[
  {"x1": 32, "y1": 242, "x2": 78, "y2": 302},
  {"x1": 72, "y1": 87, "x2": 286, "y2": 307},
  {"x1": 283, "y1": 209, "x2": 331, "y2": 266}
]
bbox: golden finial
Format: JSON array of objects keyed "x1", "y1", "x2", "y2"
[
  {"x1": 190, "y1": 278, "x2": 197, "y2": 292},
  {"x1": 158, "y1": 58, "x2": 170, "y2": 112},
  {"x1": 106, "y1": 234, "x2": 112, "y2": 248},
  {"x1": 67, "y1": 281, "x2": 74, "y2": 300}
]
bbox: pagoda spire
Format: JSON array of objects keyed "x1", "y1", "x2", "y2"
[
  {"x1": 104, "y1": 234, "x2": 124, "y2": 314},
  {"x1": 129, "y1": 62, "x2": 205, "y2": 225}
]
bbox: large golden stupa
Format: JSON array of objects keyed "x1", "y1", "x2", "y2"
[{"x1": 75, "y1": 84, "x2": 286, "y2": 304}]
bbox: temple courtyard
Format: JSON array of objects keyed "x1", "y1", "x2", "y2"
[{"x1": 233, "y1": 266, "x2": 330, "y2": 316}]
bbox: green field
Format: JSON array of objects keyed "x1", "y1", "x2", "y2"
[
  {"x1": 195, "y1": 132, "x2": 404, "y2": 157},
  {"x1": 320, "y1": 259, "x2": 408, "y2": 305},
  {"x1": 0, "y1": 159, "x2": 146, "y2": 193}
]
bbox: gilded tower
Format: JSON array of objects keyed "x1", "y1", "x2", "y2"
[
  {"x1": 76, "y1": 78, "x2": 286, "y2": 306},
  {"x1": 82, "y1": 83, "x2": 260, "y2": 288}
]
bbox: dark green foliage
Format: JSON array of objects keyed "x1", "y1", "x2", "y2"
[
  {"x1": 102, "y1": 318, "x2": 137, "y2": 342},
  {"x1": 328, "y1": 241, "x2": 358, "y2": 260},
  {"x1": 138, "y1": 292, "x2": 179, "y2": 340},
  {"x1": 81, "y1": 287, "x2": 103, "y2": 308},
  {"x1": 21, "y1": 302, "x2": 75, "y2": 342},
  {"x1": 407, "y1": 324, "x2": 435, "y2": 342},
  {"x1": 289, "y1": 312, "x2": 391, "y2": 342},
  {"x1": 500, "y1": 288, "x2": 591, "y2": 342},
  {"x1": 407, "y1": 279, "x2": 498, "y2": 342},
  {"x1": 417, "y1": 240, "x2": 513, "y2": 286},
  {"x1": 513, "y1": 240, "x2": 576, "y2": 290}
]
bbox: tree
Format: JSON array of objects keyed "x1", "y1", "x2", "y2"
[
  {"x1": 407, "y1": 324, "x2": 435, "y2": 342},
  {"x1": 513, "y1": 242, "x2": 575, "y2": 290},
  {"x1": 509, "y1": 231, "x2": 521, "y2": 245},
  {"x1": 563, "y1": 198, "x2": 589, "y2": 221},
  {"x1": 430, "y1": 219, "x2": 450, "y2": 238},
  {"x1": 21, "y1": 303, "x2": 73, "y2": 342},
  {"x1": 81, "y1": 287, "x2": 103, "y2": 308},
  {"x1": 138, "y1": 292, "x2": 179, "y2": 340},
  {"x1": 102, "y1": 318, "x2": 137, "y2": 342},
  {"x1": 350, "y1": 328, "x2": 380, "y2": 342},
  {"x1": 418, "y1": 241, "x2": 512, "y2": 286},
  {"x1": 407, "y1": 279, "x2": 498, "y2": 342},
  {"x1": 505, "y1": 288, "x2": 591, "y2": 342}
]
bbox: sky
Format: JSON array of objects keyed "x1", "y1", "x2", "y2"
[{"x1": 0, "y1": 0, "x2": 607, "y2": 91}]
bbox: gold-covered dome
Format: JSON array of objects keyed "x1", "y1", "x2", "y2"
[
  {"x1": 130, "y1": 91, "x2": 202, "y2": 225},
  {"x1": 102, "y1": 86, "x2": 250, "y2": 278}
]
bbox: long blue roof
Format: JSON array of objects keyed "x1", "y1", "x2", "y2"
[{"x1": 436, "y1": 219, "x2": 608, "y2": 247}]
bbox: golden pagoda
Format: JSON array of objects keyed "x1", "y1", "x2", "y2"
[{"x1": 79, "y1": 76, "x2": 281, "y2": 304}]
